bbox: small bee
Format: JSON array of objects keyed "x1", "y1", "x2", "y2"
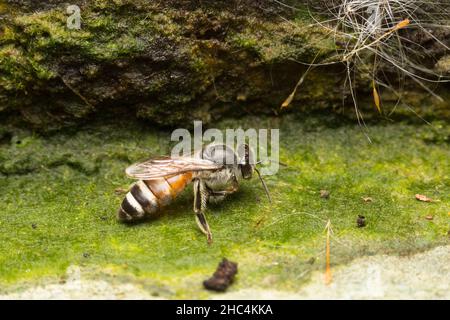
[{"x1": 117, "y1": 143, "x2": 271, "y2": 244}]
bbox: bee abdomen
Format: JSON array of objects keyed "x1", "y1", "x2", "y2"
[
  {"x1": 117, "y1": 173, "x2": 192, "y2": 222},
  {"x1": 144, "y1": 178, "x2": 174, "y2": 206},
  {"x1": 118, "y1": 181, "x2": 158, "y2": 222}
]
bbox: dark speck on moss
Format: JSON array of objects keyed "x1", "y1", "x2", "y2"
[{"x1": 357, "y1": 215, "x2": 367, "y2": 228}]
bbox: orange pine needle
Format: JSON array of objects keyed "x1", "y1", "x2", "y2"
[
  {"x1": 281, "y1": 91, "x2": 296, "y2": 109},
  {"x1": 281, "y1": 52, "x2": 320, "y2": 109},
  {"x1": 372, "y1": 80, "x2": 382, "y2": 114},
  {"x1": 394, "y1": 19, "x2": 410, "y2": 31},
  {"x1": 343, "y1": 19, "x2": 411, "y2": 62}
]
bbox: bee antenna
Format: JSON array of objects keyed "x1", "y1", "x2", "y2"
[{"x1": 254, "y1": 168, "x2": 272, "y2": 203}]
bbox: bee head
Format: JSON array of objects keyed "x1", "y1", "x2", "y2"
[{"x1": 204, "y1": 143, "x2": 271, "y2": 202}]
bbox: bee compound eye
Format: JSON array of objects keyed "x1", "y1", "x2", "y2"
[{"x1": 238, "y1": 143, "x2": 254, "y2": 166}]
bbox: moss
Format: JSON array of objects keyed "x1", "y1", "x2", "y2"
[
  {"x1": 0, "y1": 115, "x2": 448, "y2": 297},
  {"x1": 11, "y1": 6, "x2": 154, "y2": 61},
  {"x1": 0, "y1": 45, "x2": 55, "y2": 91},
  {"x1": 228, "y1": 20, "x2": 335, "y2": 64},
  {"x1": 1, "y1": 1, "x2": 446, "y2": 130}
]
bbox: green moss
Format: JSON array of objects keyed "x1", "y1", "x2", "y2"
[
  {"x1": 12, "y1": 8, "x2": 152, "y2": 61},
  {"x1": 0, "y1": 1, "x2": 351, "y2": 130},
  {"x1": 1, "y1": 1, "x2": 447, "y2": 130},
  {"x1": 0, "y1": 44, "x2": 55, "y2": 91},
  {"x1": 228, "y1": 20, "x2": 335, "y2": 64},
  {"x1": 0, "y1": 116, "x2": 448, "y2": 297}
]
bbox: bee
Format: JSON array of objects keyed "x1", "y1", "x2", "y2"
[{"x1": 117, "y1": 143, "x2": 271, "y2": 244}]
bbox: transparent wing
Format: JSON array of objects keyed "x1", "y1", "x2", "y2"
[{"x1": 125, "y1": 156, "x2": 223, "y2": 180}]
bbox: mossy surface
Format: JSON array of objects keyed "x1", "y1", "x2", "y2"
[
  {"x1": 0, "y1": 115, "x2": 448, "y2": 298},
  {"x1": 1, "y1": 0, "x2": 448, "y2": 131},
  {"x1": 0, "y1": 0, "x2": 339, "y2": 130}
]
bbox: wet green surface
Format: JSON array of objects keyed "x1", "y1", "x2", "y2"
[{"x1": 0, "y1": 115, "x2": 449, "y2": 298}]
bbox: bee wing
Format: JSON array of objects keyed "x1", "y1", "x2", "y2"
[{"x1": 125, "y1": 156, "x2": 223, "y2": 180}]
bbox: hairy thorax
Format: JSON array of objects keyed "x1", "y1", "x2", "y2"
[{"x1": 199, "y1": 167, "x2": 238, "y2": 191}]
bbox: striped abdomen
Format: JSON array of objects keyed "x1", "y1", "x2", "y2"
[{"x1": 117, "y1": 173, "x2": 193, "y2": 222}]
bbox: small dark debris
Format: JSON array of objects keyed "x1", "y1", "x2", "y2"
[
  {"x1": 307, "y1": 257, "x2": 316, "y2": 265},
  {"x1": 357, "y1": 215, "x2": 366, "y2": 228},
  {"x1": 203, "y1": 258, "x2": 238, "y2": 292},
  {"x1": 320, "y1": 190, "x2": 330, "y2": 199},
  {"x1": 100, "y1": 216, "x2": 108, "y2": 221},
  {"x1": 31, "y1": 223, "x2": 37, "y2": 229},
  {"x1": 254, "y1": 218, "x2": 264, "y2": 228},
  {"x1": 83, "y1": 252, "x2": 90, "y2": 258}
]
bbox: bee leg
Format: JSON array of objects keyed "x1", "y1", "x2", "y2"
[
  {"x1": 231, "y1": 173, "x2": 240, "y2": 190},
  {"x1": 206, "y1": 188, "x2": 236, "y2": 203},
  {"x1": 193, "y1": 179, "x2": 213, "y2": 244},
  {"x1": 195, "y1": 213, "x2": 213, "y2": 244}
]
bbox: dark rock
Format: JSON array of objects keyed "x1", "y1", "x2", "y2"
[
  {"x1": 357, "y1": 215, "x2": 367, "y2": 228},
  {"x1": 203, "y1": 258, "x2": 238, "y2": 292}
]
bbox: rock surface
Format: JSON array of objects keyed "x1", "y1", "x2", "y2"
[
  {"x1": 0, "y1": 0, "x2": 449, "y2": 130},
  {"x1": 2, "y1": 246, "x2": 448, "y2": 299},
  {"x1": 219, "y1": 245, "x2": 450, "y2": 300}
]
